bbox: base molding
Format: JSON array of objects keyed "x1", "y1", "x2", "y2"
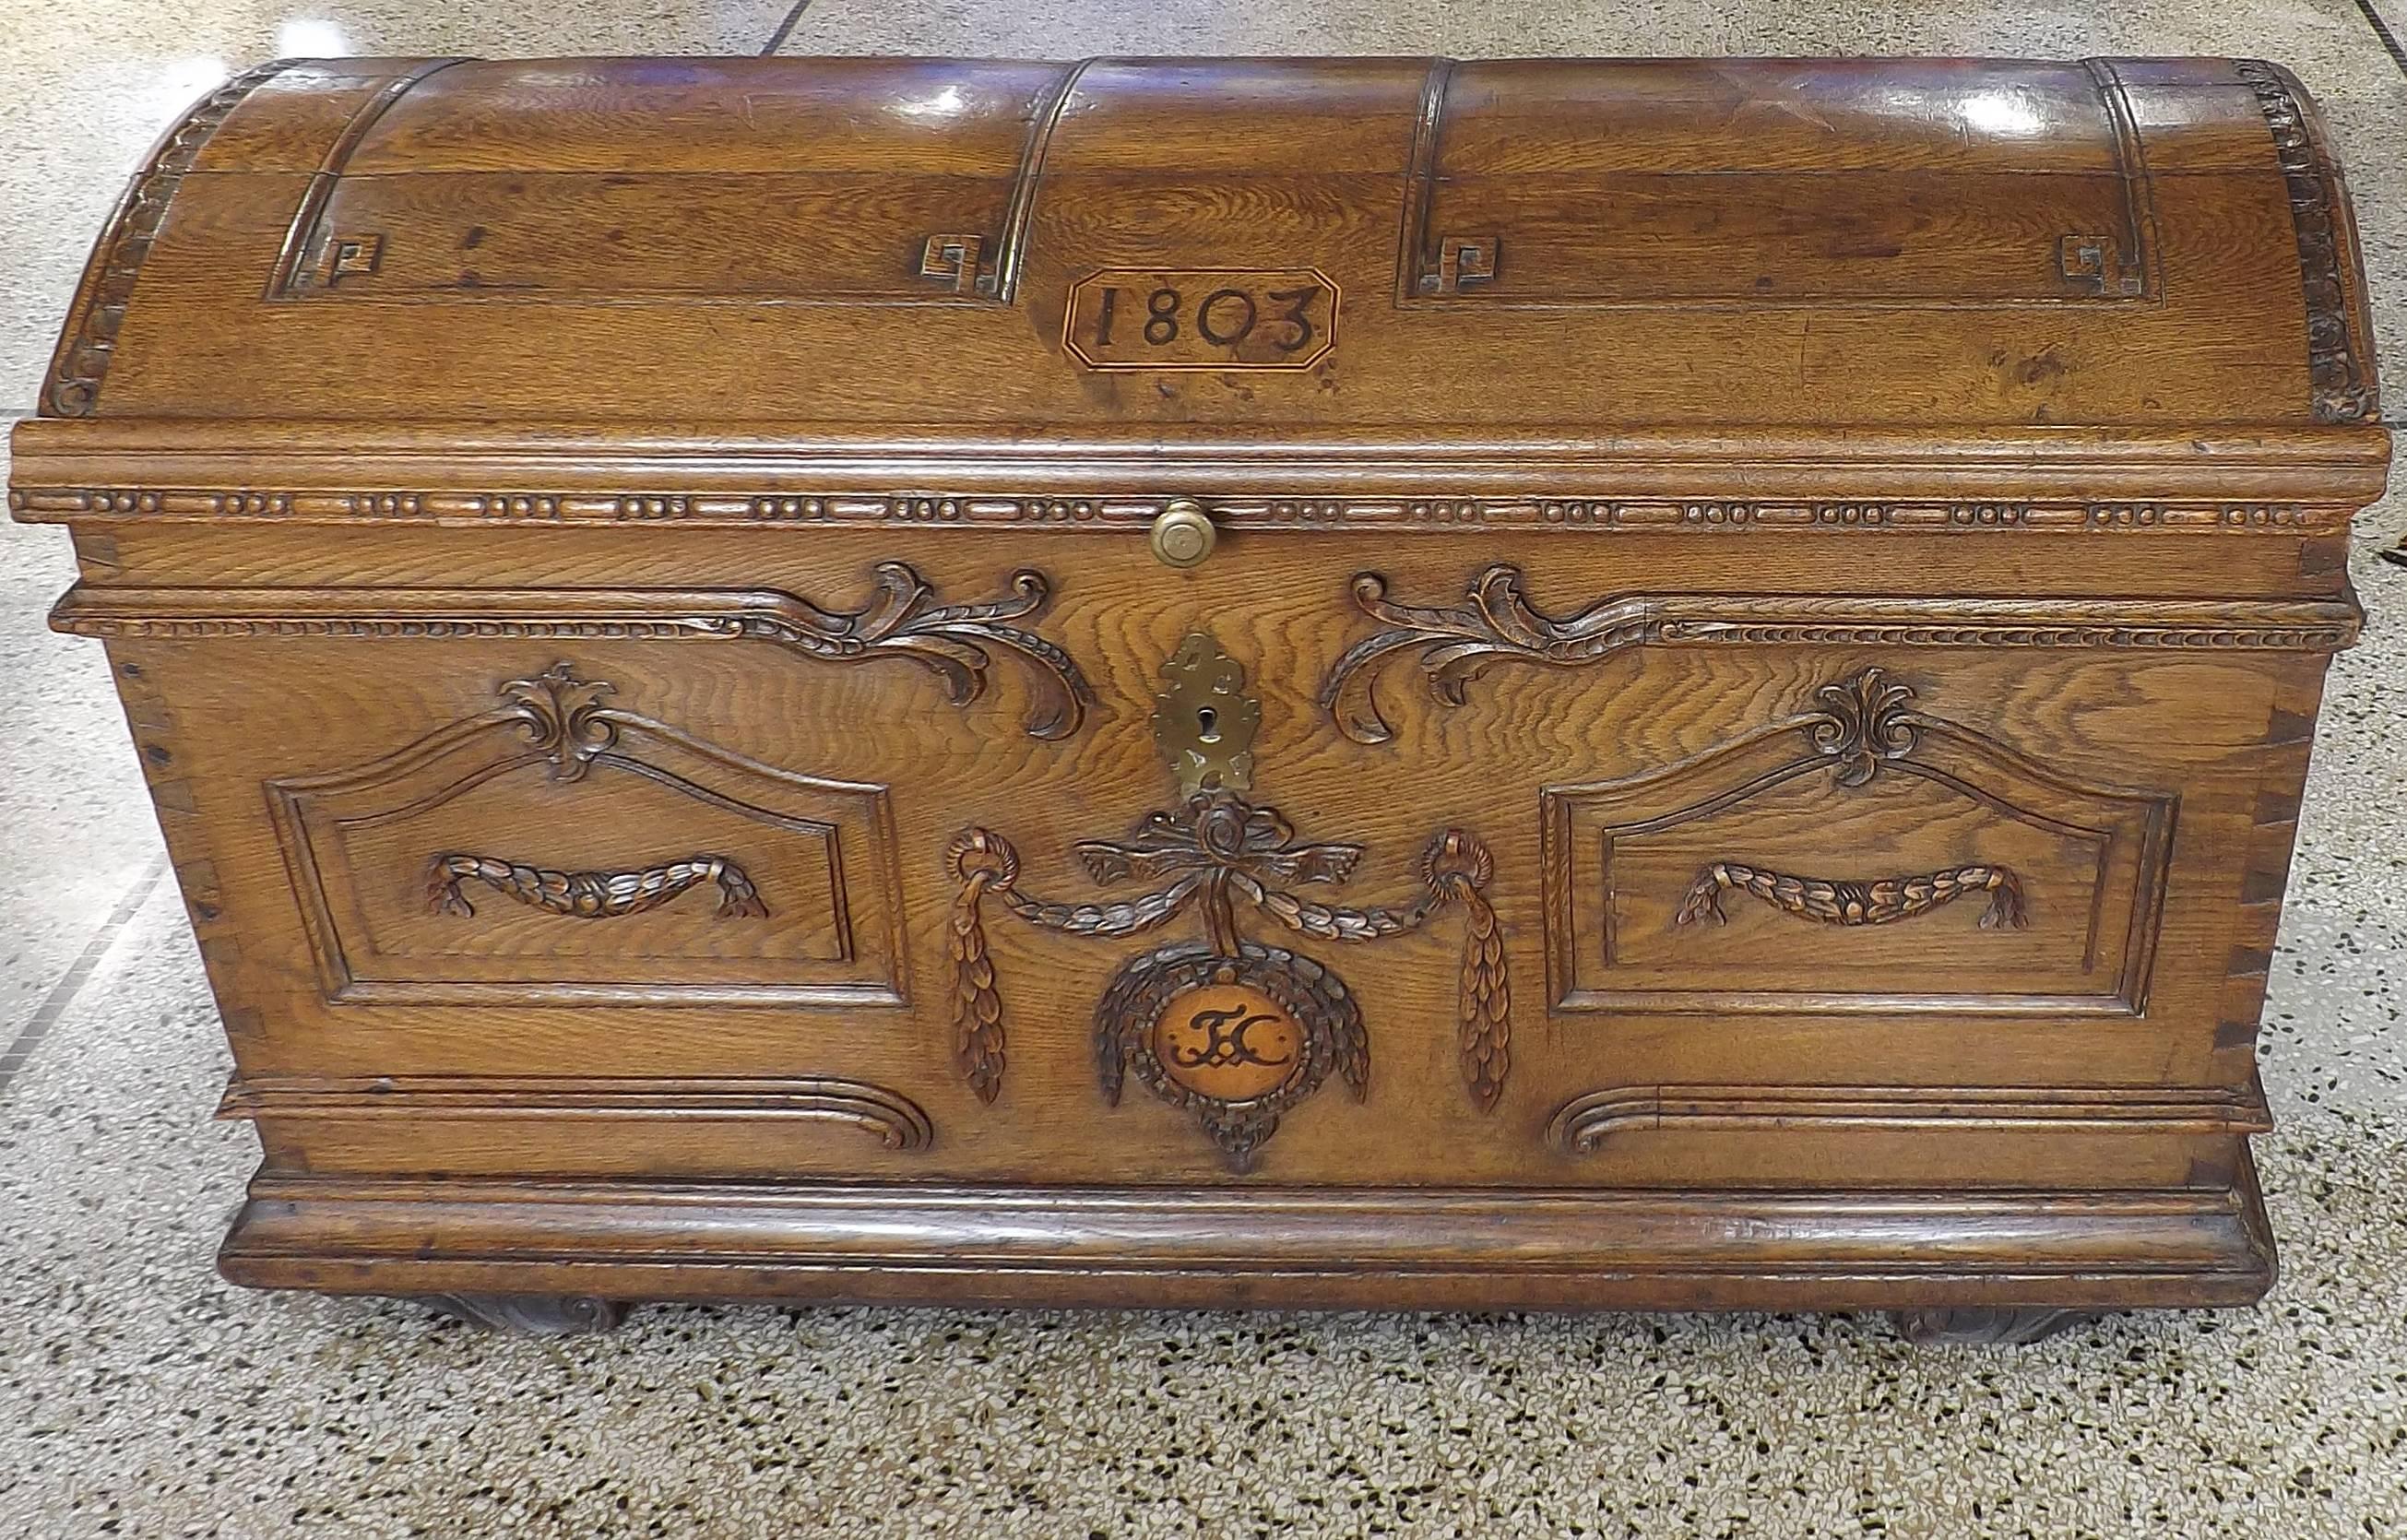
[{"x1": 219, "y1": 1163, "x2": 2274, "y2": 1316}]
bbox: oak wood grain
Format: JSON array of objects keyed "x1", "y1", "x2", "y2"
[{"x1": 7, "y1": 53, "x2": 2391, "y2": 1330}]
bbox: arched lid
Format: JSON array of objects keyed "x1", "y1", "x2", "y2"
[{"x1": 14, "y1": 54, "x2": 2389, "y2": 504}]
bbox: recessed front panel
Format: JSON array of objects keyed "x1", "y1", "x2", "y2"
[
  {"x1": 1404, "y1": 60, "x2": 2160, "y2": 308},
  {"x1": 1542, "y1": 669, "x2": 2176, "y2": 1015},
  {"x1": 267, "y1": 661, "x2": 907, "y2": 1007},
  {"x1": 279, "y1": 172, "x2": 1024, "y2": 304}
]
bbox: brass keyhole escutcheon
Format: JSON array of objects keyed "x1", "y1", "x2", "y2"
[
  {"x1": 1149, "y1": 500, "x2": 1217, "y2": 568},
  {"x1": 1152, "y1": 634, "x2": 1259, "y2": 796}
]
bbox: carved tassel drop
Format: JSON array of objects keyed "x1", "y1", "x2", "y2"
[
  {"x1": 1420, "y1": 830, "x2": 1509, "y2": 1111},
  {"x1": 1455, "y1": 886, "x2": 1510, "y2": 1111},
  {"x1": 944, "y1": 830, "x2": 1018, "y2": 1104}
]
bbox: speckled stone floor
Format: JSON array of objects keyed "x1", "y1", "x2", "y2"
[{"x1": 2, "y1": 3, "x2": 2404, "y2": 1536}]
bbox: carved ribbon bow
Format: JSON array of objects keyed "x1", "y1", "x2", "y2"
[{"x1": 1073, "y1": 796, "x2": 1367, "y2": 956}]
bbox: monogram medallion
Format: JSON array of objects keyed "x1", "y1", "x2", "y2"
[
  {"x1": 1149, "y1": 979, "x2": 1305, "y2": 1102},
  {"x1": 1097, "y1": 942, "x2": 1366, "y2": 1169}
]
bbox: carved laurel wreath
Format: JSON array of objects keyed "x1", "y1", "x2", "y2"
[
  {"x1": 1675, "y1": 860, "x2": 2027, "y2": 931},
  {"x1": 1095, "y1": 941, "x2": 1364, "y2": 1171},
  {"x1": 426, "y1": 853, "x2": 768, "y2": 921}
]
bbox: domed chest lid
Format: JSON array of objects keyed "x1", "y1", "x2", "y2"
[{"x1": 14, "y1": 53, "x2": 2389, "y2": 507}]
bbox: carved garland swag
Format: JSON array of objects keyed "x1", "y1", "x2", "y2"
[{"x1": 945, "y1": 791, "x2": 1510, "y2": 1125}]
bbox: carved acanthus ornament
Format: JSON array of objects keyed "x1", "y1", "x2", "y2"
[
  {"x1": 502, "y1": 663, "x2": 621, "y2": 781},
  {"x1": 1803, "y1": 667, "x2": 1922, "y2": 788},
  {"x1": 816, "y1": 563, "x2": 1096, "y2": 740},
  {"x1": 1318, "y1": 566, "x2": 2360, "y2": 744},
  {"x1": 43, "y1": 563, "x2": 1098, "y2": 740}
]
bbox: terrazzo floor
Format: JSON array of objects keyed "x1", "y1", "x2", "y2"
[{"x1": 3, "y1": 1, "x2": 2404, "y2": 1535}]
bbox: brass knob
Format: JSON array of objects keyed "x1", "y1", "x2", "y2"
[{"x1": 1149, "y1": 500, "x2": 1217, "y2": 568}]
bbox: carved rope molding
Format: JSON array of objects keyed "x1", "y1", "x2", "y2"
[
  {"x1": 8, "y1": 486, "x2": 2351, "y2": 534},
  {"x1": 2235, "y1": 60, "x2": 2380, "y2": 424},
  {"x1": 46, "y1": 564, "x2": 1097, "y2": 740},
  {"x1": 1673, "y1": 860, "x2": 2028, "y2": 932},
  {"x1": 41, "y1": 60, "x2": 295, "y2": 417},
  {"x1": 425, "y1": 853, "x2": 768, "y2": 921},
  {"x1": 216, "y1": 1074, "x2": 935, "y2": 1151},
  {"x1": 1318, "y1": 564, "x2": 2363, "y2": 744}
]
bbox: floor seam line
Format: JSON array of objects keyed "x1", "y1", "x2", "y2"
[
  {"x1": 760, "y1": 0, "x2": 818, "y2": 56},
  {"x1": 2344, "y1": 0, "x2": 2407, "y2": 77},
  {"x1": 0, "y1": 852, "x2": 170, "y2": 1099}
]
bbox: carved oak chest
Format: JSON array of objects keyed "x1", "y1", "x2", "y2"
[{"x1": 12, "y1": 55, "x2": 2388, "y2": 1341}]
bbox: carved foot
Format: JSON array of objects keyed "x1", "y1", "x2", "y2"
[
  {"x1": 419, "y1": 1293, "x2": 628, "y2": 1335},
  {"x1": 1889, "y1": 1307, "x2": 2097, "y2": 1345}
]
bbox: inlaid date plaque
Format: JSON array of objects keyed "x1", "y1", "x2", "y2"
[{"x1": 11, "y1": 54, "x2": 2385, "y2": 1342}]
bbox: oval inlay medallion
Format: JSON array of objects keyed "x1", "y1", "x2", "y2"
[{"x1": 1149, "y1": 980, "x2": 1306, "y2": 1102}]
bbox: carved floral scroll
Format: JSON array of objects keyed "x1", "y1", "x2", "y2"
[
  {"x1": 46, "y1": 562, "x2": 1097, "y2": 740},
  {"x1": 1317, "y1": 564, "x2": 2361, "y2": 745}
]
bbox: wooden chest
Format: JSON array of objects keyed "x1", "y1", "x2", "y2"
[{"x1": 13, "y1": 55, "x2": 2388, "y2": 1342}]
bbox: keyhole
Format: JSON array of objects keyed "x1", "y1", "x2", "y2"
[{"x1": 1196, "y1": 705, "x2": 1220, "y2": 743}]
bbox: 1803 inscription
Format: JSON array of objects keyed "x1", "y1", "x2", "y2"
[{"x1": 1065, "y1": 268, "x2": 1337, "y2": 370}]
